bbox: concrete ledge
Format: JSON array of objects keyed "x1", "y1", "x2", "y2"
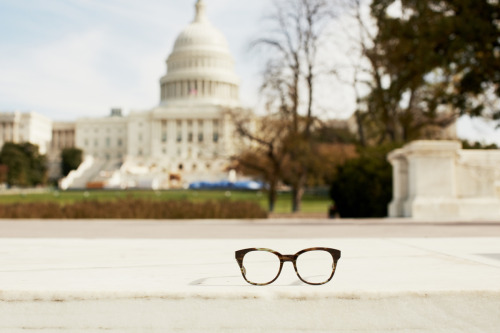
[
  {"x1": 0, "y1": 238, "x2": 499, "y2": 332},
  {"x1": 2, "y1": 291, "x2": 499, "y2": 332}
]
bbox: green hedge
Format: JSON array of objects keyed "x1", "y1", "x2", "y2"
[{"x1": 0, "y1": 199, "x2": 268, "y2": 219}]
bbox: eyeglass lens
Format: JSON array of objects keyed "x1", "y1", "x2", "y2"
[
  {"x1": 296, "y1": 250, "x2": 334, "y2": 284},
  {"x1": 242, "y1": 250, "x2": 280, "y2": 284}
]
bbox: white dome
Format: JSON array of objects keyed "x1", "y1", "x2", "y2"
[
  {"x1": 172, "y1": 2, "x2": 229, "y2": 55},
  {"x1": 159, "y1": 0, "x2": 240, "y2": 107}
]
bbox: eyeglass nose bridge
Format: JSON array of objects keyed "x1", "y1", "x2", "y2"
[{"x1": 280, "y1": 254, "x2": 296, "y2": 262}]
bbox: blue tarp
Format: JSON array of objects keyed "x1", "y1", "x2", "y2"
[{"x1": 188, "y1": 180, "x2": 265, "y2": 190}]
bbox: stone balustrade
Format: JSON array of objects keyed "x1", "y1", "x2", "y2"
[{"x1": 388, "y1": 140, "x2": 500, "y2": 219}]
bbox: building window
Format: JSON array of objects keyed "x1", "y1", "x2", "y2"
[
  {"x1": 198, "y1": 133, "x2": 204, "y2": 142},
  {"x1": 94, "y1": 139, "x2": 98, "y2": 147},
  {"x1": 187, "y1": 120, "x2": 193, "y2": 142},
  {"x1": 161, "y1": 120, "x2": 167, "y2": 143},
  {"x1": 118, "y1": 138, "x2": 122, "y2": 146},
  {"x1": 213, "y1": 120, "x2": 220, "y2": 143},
  {"x1": 84, "y1": 139, "x2": 89, "y2": 147},
  {"x1": 176, "y1": 120, "x2": 182, "y2": 142},
  {"x1": 106, "y1": 137, "x2": 111, "y2": 147},
  {"x1": 139, "y1": 133, "x2": 143, "y2": 142}
]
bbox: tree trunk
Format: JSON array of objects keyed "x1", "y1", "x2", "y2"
[
  {"x1": 291, "y1": 172, "x2": 307, "y2": 212},
  {"x1": 355, "y1": 110, "x2": 366, "y2": 147},
  {"x1": 292, "y1": 186, "x2": 305, "y2": 213},
  {"x1": 268, "y1": 180, "x2": 278, "y2": 212}
]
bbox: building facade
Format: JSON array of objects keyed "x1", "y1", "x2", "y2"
[
  {"x1": 68, "y1": 0, "x2": 243, "y2": 187},
  {"x1": 0, "y1": 111, "x2": 52, "y2": 155},
  {"x1": 1, "y1": 1, "x2": 246, "y2": 188}
]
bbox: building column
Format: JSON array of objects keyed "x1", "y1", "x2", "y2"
[
  {"x1": 165, "y1": 120, "x2": 172, "y2": 157},
  {"x1": 205, "y1": 119, "x2": 212, "y2": 152},
  {"x1": 182, "y1": 120, "x2": 188, "y2": 158},
  {"x1": 387, "y1": 152, "x2": 408, "y2": 218}
]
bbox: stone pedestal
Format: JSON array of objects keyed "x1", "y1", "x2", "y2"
[{"x1": 388, "y1": 140, "x2": 500, "y2": 219}]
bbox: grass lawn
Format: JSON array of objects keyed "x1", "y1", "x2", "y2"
[{"x1": 0, "y1": 189, "x2": 332, "y2": 214}]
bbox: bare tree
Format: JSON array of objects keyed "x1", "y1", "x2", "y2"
[
  {"x1": 231, "y1": 109, "x2": 288, "y2": 212},
  {"x1": 253, "y1": 0, "x2": 335, "y2": 212}
]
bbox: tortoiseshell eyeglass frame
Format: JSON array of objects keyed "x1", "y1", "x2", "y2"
[{"x1": 235, "y1": 247, "x2": 341, "y2": 286}]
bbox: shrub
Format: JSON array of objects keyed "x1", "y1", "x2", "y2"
[
  {"x1": 330, "y1": 144, "x2": 397, "y2": 218},
  {"x1": 0, "y1": 199, "x2": 268, "y2": 219}
]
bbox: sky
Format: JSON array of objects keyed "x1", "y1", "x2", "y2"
[
  {"x1": 0, "y1": 0, "x2": 499, "y2": 144},
  {"x1": 0, "y1": 0, "x2": 271, "y2": 120}
]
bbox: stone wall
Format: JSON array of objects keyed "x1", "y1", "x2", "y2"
[{"x1": 388, "y1": 140, "x2": 500, "y2": 219}]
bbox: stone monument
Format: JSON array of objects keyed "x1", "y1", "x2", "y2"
[{"x1": 388, "y1": 140, "x2": 500, "y2": 219}]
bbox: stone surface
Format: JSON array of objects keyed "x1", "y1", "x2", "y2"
[
  {"x1": 2, "y1": 218, "x2": 500, "y2": 239},
  {"x1": 0, "y1": 236, "x2": 499, "y2": 332},
  {"x1": 388, "y1": 140, "x2": 500, "y2": 219}
]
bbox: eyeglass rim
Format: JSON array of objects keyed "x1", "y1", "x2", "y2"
[{"x1": 235, "y1": 247, "x2": 341, "y2": 286}]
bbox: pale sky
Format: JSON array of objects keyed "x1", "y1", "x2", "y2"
[
  {"x1": 0, "y1": 0, "x2": 499, "y2": 144},
  {"x1": 0, "y1": 0, "x2": 271, "y2": 120}
]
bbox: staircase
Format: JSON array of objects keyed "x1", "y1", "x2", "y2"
[{"x1": 59, "y1": 156, "x2": 107, "y2": 189}]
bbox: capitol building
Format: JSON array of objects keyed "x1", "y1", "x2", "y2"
[{"x1": 1, "y1": 0, "x2": 247, "y2": 189}]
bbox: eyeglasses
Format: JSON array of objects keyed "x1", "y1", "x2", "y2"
[{"x1": 235, "y1": 247, "x2": 341, "y2": 286}]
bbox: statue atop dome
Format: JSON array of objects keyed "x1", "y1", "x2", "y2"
[{"x1": 194, "y1": 0, "x2": 207, "y2": 23}]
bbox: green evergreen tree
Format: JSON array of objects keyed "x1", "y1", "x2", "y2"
[
  {"x1": 0, "y1": 142, "x2": 47, "y2": 187},
  {"x1": 61, "y1": 148, "x2": 83, "y2": 177},
  {"x1": 370, "y1": 0, "x2": 500, "y2": 125}
]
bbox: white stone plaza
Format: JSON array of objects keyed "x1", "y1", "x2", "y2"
[{"x1": 0, "y1": 219, "x2": 499, "y2": 332}]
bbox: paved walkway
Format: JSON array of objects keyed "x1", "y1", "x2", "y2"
[
  {"x1": 1, "y1": 219, "x2": 499, "y2": 332},
  {"x1": 1, "y1": 218, "x2": 500, "y2": 238},
  {"x1": 0, "y1": 237, "x2": 499, "y2": 332}
]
